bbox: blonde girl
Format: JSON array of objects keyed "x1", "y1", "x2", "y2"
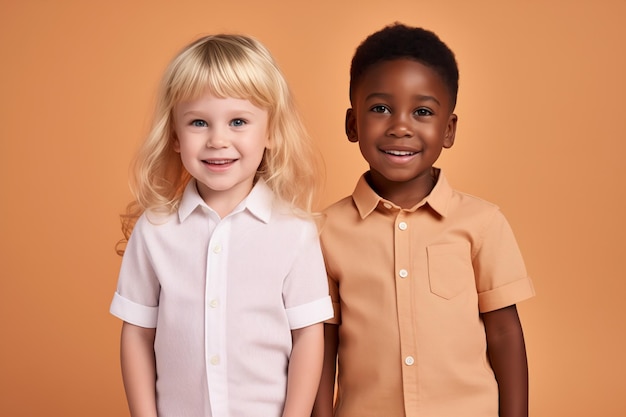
[{"x1": 110, "y1": 34, "x2": 333, "y2": 417}]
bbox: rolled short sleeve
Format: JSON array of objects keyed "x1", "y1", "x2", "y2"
[
  {"x1": 317, "y1": 213, "x2": 341, "y2": 325},
  {"x1": 282, "y1": 220, "x2": 334, "y2": 328},
  {"x1": 474, "y1": 209, "x2": 535, "y2": 313},
  {"x1": 326, "y1": 275, "x2": 341, "y2": 325},
  {"x1": 110, "y1": 292, "x2": 158, "y2": 328},
  {"x1": 109, "y1": 216, "x2": 161, "y2": 327},
  {"x1": 286, "y1": 296, "x2": 333, "y2": 329}
]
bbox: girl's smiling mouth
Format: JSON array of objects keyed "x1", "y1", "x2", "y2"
[{"x1": 204, "y1": 159, "x2": 236, "y2": 165}]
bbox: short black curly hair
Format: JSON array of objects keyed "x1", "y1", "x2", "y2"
[{"x1": 349, "y1": 23, "x2": 459, "y2": 109}]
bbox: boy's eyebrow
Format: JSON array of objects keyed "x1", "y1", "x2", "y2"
[{"x1": 365, "y1": 92, "x2": 441, "y2": 106}]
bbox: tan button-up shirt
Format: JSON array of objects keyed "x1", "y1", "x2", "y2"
[{"x1": 320, "y1": 170, "x2": 535, "y2": 417}]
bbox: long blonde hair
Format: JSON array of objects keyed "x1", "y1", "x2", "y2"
[{"x1": 118, "y1": 34, "x2": 322, "y2": 252}]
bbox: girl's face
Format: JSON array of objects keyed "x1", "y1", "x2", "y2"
[{"x1": 173, "y1": 90, "x2": 270, "y2": 215}]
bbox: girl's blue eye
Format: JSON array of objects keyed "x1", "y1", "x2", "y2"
[
  {"x1": 230, "y1": 119, "x2": 246, "y2": 127},
  {"x1": 191, "y1": 120, "x2": 207, "y2": 127},
  {"x1": 371, "y1": 105, "x2": 390, "y2": 114}
]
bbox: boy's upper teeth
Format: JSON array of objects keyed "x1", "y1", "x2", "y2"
[{"x1": 386, "y1": 150, "x2": 414, "y2": 156}]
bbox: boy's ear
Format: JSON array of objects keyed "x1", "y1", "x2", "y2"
[
  {"x1": 443, "y1": 113, "x2": 458, "y2": 149},
  {"x1": 345, "y1": 108, "x2": 358, "y2": 142}
]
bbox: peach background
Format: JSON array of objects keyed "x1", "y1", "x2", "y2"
[{"x1": 1, "y1": 0, "x2": 625, "y2": 415}]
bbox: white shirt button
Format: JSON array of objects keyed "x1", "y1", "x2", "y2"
[
  {"x1": 213, "y1": 244, "x2": 222, "y2": 254},
  {"x1": 399, "y1": 269, "x2": 408, "y2": 278},
  {"x1": 210, "y1": 355, "x2": 220, "y2": 365},
  {"x1": 405, "y1": 356, "x2": 415, "y2": 366},
  {"x1": 209, "y1": 299, "x2": 219, "y2": 308},
  {"x1": 398, "y1": 222, "x2": 408, "y2": 231},
  {"x1": 383, "y1": 203, "x2": 392, "y2": 209}
]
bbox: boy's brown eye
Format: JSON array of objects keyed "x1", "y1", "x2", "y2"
[
  {"x1": 415, "y1": 108, "x2": 433, "y2": 116},
  {"x1": 371, "y1": 105, "x2": 389, "y2": 113}
]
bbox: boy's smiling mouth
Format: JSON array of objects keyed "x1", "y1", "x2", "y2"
[{"x1": 384, "y1": 150, "x2": 416, "y2": 156}]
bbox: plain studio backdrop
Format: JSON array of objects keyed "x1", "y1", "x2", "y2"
[{"x1": 1, "y1": 0, "x2": 624, "y2": 415}]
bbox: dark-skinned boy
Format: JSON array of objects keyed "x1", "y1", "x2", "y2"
[{"x1": 312, "y1": 23, "x2": 534, "y2": 417}]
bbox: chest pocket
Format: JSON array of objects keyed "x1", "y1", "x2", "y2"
[{"x1": 427, "y1": 242, "x2": 475, "y2": 299}]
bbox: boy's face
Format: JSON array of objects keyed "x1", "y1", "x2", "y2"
[{"x1": 347, "y1": 59, "x2": 457, "y2": 201}]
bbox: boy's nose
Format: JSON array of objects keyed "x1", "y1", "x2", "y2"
[{"x1": 387, "y1": 116, "x2": 413, "y2": 138}]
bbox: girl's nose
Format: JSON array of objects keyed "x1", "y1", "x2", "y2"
[{"x1": 206, "y1": 129, "x2": 230, "y2": 148}]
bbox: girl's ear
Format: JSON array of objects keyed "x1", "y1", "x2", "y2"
[
  {"x1": 172, "y1": 131, "x2": 181, "y2": 153},
  {"x1": 345, "y1": 108, "x2": 358, "y2": 142},
  {"x1": 264, "y1": 132, "x2": 272, "y2": 149},
  {"x1": 443, "y1": 113, "x2": 458, "y2": 149}
]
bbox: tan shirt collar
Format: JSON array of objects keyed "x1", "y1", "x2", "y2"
[{"x1": 352, "y1": 168, "x2": 453, "y2": 219}]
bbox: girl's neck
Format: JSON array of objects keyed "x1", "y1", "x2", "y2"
[{"x1": 195, "y1": 180, "x2": 253, "y2": 219}]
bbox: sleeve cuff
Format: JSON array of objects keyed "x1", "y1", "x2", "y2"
[
  {"x1": 478, "y1": 276, "x2": 535, "y2": 313},
  {"x1": 109, "y1": 292, "x2": 158, "y2": 328},
  {"x1": 324, "y1": 301, "x2": 341, "y2": 325},
  {"x1": 286, "y1": 296, "x2": 334, "y2": 330}
]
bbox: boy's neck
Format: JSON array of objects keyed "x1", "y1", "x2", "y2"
[{"x1": 366, "y1": 168, "x2": 439, "y2": 209}]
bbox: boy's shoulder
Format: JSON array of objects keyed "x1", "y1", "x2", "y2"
[
  {"x1": 428, "y1": 184, "x2": 508, "y2": 234},
  {"x1": 323, "y1": 194, "x2": 356, "y2": 213},
  {"x1": 321, "y1": 174, "x2": 375, "y2": 220},
  {"x1": 425, "y1": 170, "x2": 503, "y2": 220},
  {"x1": 449, "y1": 188, "x2": 501, "y2": 211},
  {"x1": 317, "y1": 194, "x2": 360, "y2": 238}
]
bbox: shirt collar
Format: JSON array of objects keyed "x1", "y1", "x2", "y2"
[
  {"x1": 178, "y1": 179, "x2": 273, "y2": 223},
  {"x1": 352, "y1": 168, "x2": 453, "y2": 219}
]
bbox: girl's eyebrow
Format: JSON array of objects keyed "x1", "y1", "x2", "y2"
[{"x1": 180, "y1": 109, "x2": 257, "y2": 117}]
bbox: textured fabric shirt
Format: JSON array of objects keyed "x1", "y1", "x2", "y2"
[
  {"x1": 320, "y1": 170, "x2": 535, "y2": 417},
  {"x1": 110, "y1": 179, "x2": 333, "y2": 417}
]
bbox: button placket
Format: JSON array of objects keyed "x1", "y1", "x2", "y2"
[
  {"x1": 395, "y1": 213, "x2": 417, "y2": 390},
  {"x1": 204, "y1": 219, "x2": 231, "y2": 415},
  {"x1": 397, "y1": 219, "x2": 409, "y2": 279}
]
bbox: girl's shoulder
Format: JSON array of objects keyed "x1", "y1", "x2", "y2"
[
  {"x1": 131, "y1": 209, "x2": 178, "y2": 236},
  {"x1": 263, "y1": 200, "x2": 319, "y2": 239}
]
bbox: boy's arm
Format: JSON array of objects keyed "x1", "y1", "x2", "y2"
[
  {"x1": 282, "y1": 322, "x2": 324, "y2": 417},
  {"x1": 482, "y1": 304, "x2": 529, "y2": 417},
  {"x1": 120, "y1": 322, "x2": 158, "y2": 417},
  {"x1": 311, "y1": 323, "x2": 338, "y2": 417}
]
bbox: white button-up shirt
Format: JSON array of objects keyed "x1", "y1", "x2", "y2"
[{"x1": 110, "y1": 179, "x2": 333, "y2": 417}]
